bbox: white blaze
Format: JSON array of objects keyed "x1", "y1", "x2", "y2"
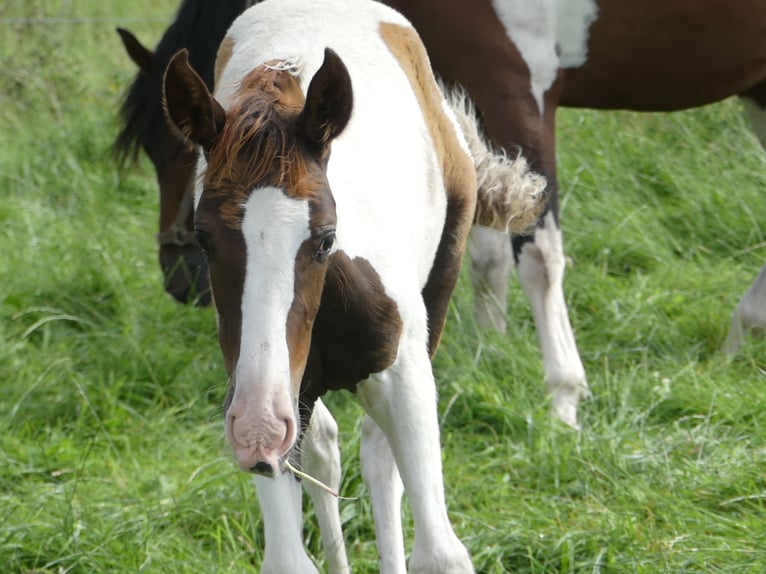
[{"x1": 237, "y1": 187, "x2": 311, "y2": 397}]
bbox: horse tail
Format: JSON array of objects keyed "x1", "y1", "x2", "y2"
[{"x1": 442, "y1": 83, "x2": 547, "y2": 235}]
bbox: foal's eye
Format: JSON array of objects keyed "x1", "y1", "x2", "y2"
[
  {"x1": 195, "y1": 229, "x2": 212, "y2": 256},
  {"x1": 314, "y1": 231, "x2": 335, "y2": 262}
]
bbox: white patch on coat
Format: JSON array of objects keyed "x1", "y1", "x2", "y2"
[
  {"x1": 491, "y1": 0, "x2": 558, "y2": 115},
  {"x1": 555, "y1": 0, "x2": 599, "y2": 68},
  {"x1": 491, "y1": 0, "x2": 598, "y2": 114}
]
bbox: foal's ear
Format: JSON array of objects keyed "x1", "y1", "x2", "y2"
[
  {"x1": 299, "y1": 48, "x2": 353, "y2": 151},
  {"x1": 162, "y1": 49, "x2": 226, "y2": 150},
  {"x1": 116, "y1": 28, "x2": 154, "y2": 76}
]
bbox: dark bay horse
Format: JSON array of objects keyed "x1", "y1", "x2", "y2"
[{"x1": 116, "y1": 0, "x2": 766, "y2": 430}]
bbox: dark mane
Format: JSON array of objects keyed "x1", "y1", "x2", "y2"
[{"x1": 114, "y1": 0, "x2": 249, "y2": 165}]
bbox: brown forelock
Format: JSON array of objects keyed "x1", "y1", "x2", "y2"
[
  {"x1": 380, "y1": 22, "x2": 476, "y2": 356},
  {"x1": 203, "y1": 64, "x2": 321, "y2": 228}
]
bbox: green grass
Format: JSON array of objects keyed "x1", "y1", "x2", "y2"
[{"x1": 2, "y1": 1, "x2": 766, "y2": 572}]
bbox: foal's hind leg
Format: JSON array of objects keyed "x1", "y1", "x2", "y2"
[
  {"x1": 360, "y1": 414, "x2": 406, "y2": 574},
  {"x1": 357, "y1": 339, "x2": 474, "y2": 574},
  {"x1": 301, "y1": 399, "x2": 350, "y2": 574},
  {"x1": 469, "y1": 226, "x2": 514, "y2": 332}
]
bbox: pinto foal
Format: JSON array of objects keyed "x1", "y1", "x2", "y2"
[{"x1": 161, "y1": 0, "x2": 496, "y2": 571}]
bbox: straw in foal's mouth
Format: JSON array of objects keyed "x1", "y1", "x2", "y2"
[{"x1": 282, "y1": 460, "x2": 357, "y2": 501}]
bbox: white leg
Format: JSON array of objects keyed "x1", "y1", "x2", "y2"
[
  {"x1": 516, "y1": 212, "x2": 589, "y2": 428},
  {"x1": 360, "y1": 415, "x2": 406, "y2": 574},
  {"x1": 723, "y1": 263, "x2": 766, "y2": 352},
  {"x1": 300, "y1": 399, "x2": 350, "y2": 574},
  {"x1": 357, "y1": 338, "x2": 474, "y2": 574},
  {"x1": 254, "y1": 473, "x2": 318, "y2": 574},
  {"x1": 469, "y1": 226, "x2": 513, "y2": 332}
]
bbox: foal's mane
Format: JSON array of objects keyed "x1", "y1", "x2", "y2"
[
  {"x1": 205, "y1": 65, "x2": 319, "y2": 225},
  {"x1": 114, "y1": 0, "x2": 248, "y2": 164}
]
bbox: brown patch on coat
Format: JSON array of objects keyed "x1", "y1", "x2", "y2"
[
  {"x1": 214, "y1": 35, "x2": 235, "y2": 89},
  {"x1": 380, "y1": 22, "x2": 476, "y2": 354},
  {"x1": 203, "y1": 64, "x2": 320, "y2": 228},
  {"x1": 309, "y1": 251, "x2": 403, "y2": 393}
]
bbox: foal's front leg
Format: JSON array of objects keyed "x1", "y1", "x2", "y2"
[
  {"x1": 357, "y1": 337, "x2": 474, "y2": 574},
  {"x1": 254, "y1": 473, "x2": 318, "y2": 574},
  {"x1": 360, "y1": 414, "x2": 406, "y2": 574},
  {"x1": 301, "y1": 399, "x2": 350, "y2": 574},
  {"x1": 254, "y1": 399, "x2": 347, "y2": 574}
]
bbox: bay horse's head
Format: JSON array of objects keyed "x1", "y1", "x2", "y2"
[
  {"x1": 116, "y1": 28, "x2": 214, "y2": 306},
  {"x1": 163, "y1": 48, "x2": 352, "y2": 476}
]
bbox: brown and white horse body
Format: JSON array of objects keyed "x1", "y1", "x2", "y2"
[
  {"x1": 163, "y1": 0, "x2": 480, "y2": 571},
  {"x1": 385, "y1": 0, "x2": 766, "y2": 427}
]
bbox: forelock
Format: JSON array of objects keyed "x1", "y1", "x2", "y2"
[{"x1": 203, "y1": 64, "x2": 320, "y2": 227}]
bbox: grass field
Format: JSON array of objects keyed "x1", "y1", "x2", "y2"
[{"x1": 2, "y1": 1, "x2": 766, "y2": 572}]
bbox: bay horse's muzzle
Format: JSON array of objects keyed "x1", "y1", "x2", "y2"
[{"x1": 159, "y1": 243, "x2": 211, "y2": 306}]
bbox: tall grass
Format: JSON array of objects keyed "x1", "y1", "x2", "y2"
[{"x1": 2, "y1": 1, "x2": 765, "y2": 572}]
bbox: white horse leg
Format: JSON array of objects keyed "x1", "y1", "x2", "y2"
[
  {"x1": 469, "y1": 226, "x2": 513, "y2": 332},
  {"x1": 254, "y1": 473, "x2": 318, "y2": 574},
  {"x1": 300, "y1": 399, "x2": 350, "y2": 574},
  {"x1": 357, "y1": 343, "x2": 473, "y2": 574},
  {"x1": 724, "y1": 263, "x2": 766, "y2": 352},
  {"x1": 516, "y1": 212, "x2": 589, "y2": 428},
  {"x1": 360, "y1": 414, "x2": 406, "y2": 574}
]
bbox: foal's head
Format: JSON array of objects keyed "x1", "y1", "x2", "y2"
[{"x1": 163, "y1": 48, "x2": 352, "y2": 476}]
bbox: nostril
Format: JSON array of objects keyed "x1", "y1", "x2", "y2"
[{"x1": 251, "y1": 461, "x2": 275, "y2": 476}]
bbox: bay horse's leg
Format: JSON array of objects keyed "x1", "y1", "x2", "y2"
[
  {"x1": 253, "y1": 473, "x2": 319, "y2": 574},
  {"x1": 300, "y1": 399, "x2": 350, "y2": 574},
  {"x1": 724, "y1": 90, "x2": 766, "y2": 351},
  {"x1": 357, "y1": 344, "x2": 474, "y2": 574},
  {"x1": 360, "y1": 414, "x2": 406, "y2": 574}
]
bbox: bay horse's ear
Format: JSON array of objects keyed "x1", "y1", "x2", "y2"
[
  {"x1": 162, "y1": 49, "x2": 226, "y2": 150},
  {"x1": 299, "y1": 48, "x2": 353, "y2": 151},
  {"x1": 116, "y1": 28, "x2": 154, "y2": 76}
]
